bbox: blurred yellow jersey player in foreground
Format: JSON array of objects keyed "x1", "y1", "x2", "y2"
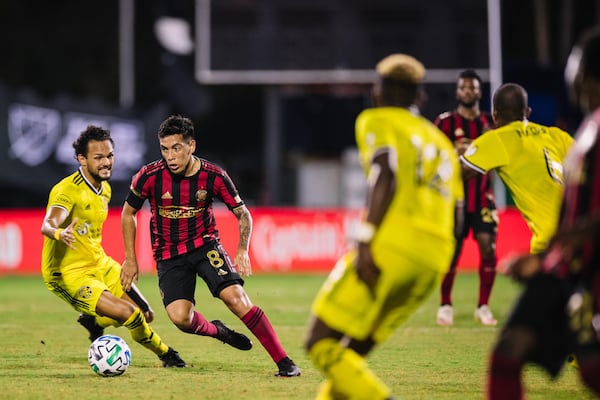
[
  {"x1": 304, "y1": 54, "x2": 464, "y2": 400},
  {"x1": 41, "y1": 125, "x2": 186, "y2": 367}
]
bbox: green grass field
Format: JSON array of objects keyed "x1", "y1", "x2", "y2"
[{"x1": 0, "y1": 273, "x2": 594, "y2": 400}]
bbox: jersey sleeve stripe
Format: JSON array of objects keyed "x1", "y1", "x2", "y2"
[{"x1": 460, "y1": 155, "x2": 487, "y2": 174}]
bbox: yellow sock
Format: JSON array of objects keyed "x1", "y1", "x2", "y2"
[
  {"x1": 315, "y1": 380, "x2": 333, "y2": 400},
  {"x1": 309, "y1": 338, "x2": 391, "y2": 400},
  {"x1": 123, "y1": 308, "x2": 169, "y2": 356},
  {"x1": 95, "y1": 315, "x2": 119, "y2": 328}
]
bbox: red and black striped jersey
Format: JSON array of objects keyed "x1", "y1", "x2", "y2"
[
  {"x1": 434, "y1": 110, "x2": 496, "y2": 212},
  {"x1": 559, "y1": 108, "x2": 600, "y2": 272},
  {"x1": 127, "y1": 157, "x2": 244, "y2": 261}
]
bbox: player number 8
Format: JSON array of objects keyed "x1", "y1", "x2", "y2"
[{"x1": 207, "y1": 249, "x2": 225, "y2": 269}]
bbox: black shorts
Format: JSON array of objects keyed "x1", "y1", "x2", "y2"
[
  {"x1": 503, "y1": 273, "x2": 574, "y2": 376},
  {"x1": 156, "y1": 240, "x2": 244, "y2": 307},
  {"x1": 457, "y1": 207, "x2": 498, "y2": 239}
]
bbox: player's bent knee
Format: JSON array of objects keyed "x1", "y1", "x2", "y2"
[
  {"x1": 219, "y1": 287, "x2": 253, "y2": 315},
  {"x1": 165, "y1": 300, "x2": 194, "y2": 328}
]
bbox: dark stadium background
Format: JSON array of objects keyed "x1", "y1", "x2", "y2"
[{"x1": 0, "y1": 0, "x2": 597, "y2": 208}]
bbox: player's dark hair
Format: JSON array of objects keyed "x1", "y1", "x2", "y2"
[
  {"x1": 380, "y1": 77, "x2": 419, "y2": 107},
  {"x1": 72, "y1": 125, "x2": 113, "y2": 158},
  {"x1": 493, "y1": 83, "x2": 528, "y2": 122},
  {"x1": 458, "y1": 69, "x2": 483, "y2": 86},
  {"x1": 578, "y1": 26, "x2": 600, "y2": 81},
  {"x1": 158, "y1": 114, "x2": 195, "y2": 141}
]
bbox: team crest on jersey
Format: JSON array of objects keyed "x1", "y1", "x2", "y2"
[
  {"x1": 161, "y1": 191, "x2": 173, "y2": 200},
  {"x1": 454, "y1": 128, "x2": 465, "y2": 138},
  {"x1": 196, "y1": 190, "x2": 208, "y2": 202},
  {"x1": 78, "y1": 286, "x2": 93, "y2": 299}
]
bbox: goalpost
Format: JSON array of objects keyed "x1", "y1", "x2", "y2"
[{"x1": 193, "y1": 0, "x2": 505, "y2": 206}]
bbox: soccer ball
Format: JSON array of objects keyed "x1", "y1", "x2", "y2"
[{"x1": 88, "y1": 335, "x2": 132, "y2": 377}]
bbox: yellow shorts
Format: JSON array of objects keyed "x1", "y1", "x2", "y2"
[
  {"x1": 311, "y1": 245, "x2": 445, "y2": 343},
  {"x1": 43, "y1": 256, "x2": 124, "y2": 316}
]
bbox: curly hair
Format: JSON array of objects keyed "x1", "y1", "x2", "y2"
[{"x1": 72, "y1": 125, "x2": 113, "y2": 158}]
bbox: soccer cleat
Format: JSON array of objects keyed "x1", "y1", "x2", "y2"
[
  {"x1": 77, "y1": 313, "x2": 104, "y2": 342},
  {"x1": 275, "y1": 357, "x2": 301, "y2": 377},
  {"x1": 436, "y1": 305, "x2": 454, "y2": 325},
  {"x1": 474, "y1": 305, "x2": 497, "y2": 326},
  {"x1": 212, "y1": 320, "x2": 253, "y2": 351},
  {"x1": 159, "y1": 347, "x2": 188, "y2": 367}
]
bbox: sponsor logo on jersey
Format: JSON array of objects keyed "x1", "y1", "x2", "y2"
[{"x1": 158, "y1": 206, "x2": 205, "y2": 219}]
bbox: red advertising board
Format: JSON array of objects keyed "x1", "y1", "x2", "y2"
[{"x1": 0, "y1": 207, "x2": 530, "y2": 275}]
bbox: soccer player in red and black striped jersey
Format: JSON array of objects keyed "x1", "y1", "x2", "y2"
[
  {"x1": 120, "y1": 115, "x2": 300, "y2": 377},
  {"x1": 433, "y1": 69, "x2": 499, "y2": 326},
  {"x1": 487, "y1": 27, "x2": 600, "y2": 399}
]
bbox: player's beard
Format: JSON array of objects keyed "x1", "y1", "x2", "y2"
[
  {"x1": 92, "y1": 167, "x2": 112, "y2": 182},
  {"x1": 458, "y1": 99, "x2": 478, "y2": 108}
]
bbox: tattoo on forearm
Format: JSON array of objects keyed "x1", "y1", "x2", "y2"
[{"x1": 234, "y1": 207, "x2": 252, "y2": 250}]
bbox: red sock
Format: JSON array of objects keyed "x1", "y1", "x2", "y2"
[
  {"x1": 241, "y1": 306, "x2": 287, "y2": 363},
  {"x1": 182, "y1": 311, "x2": 218, "y2": 336},
  {"x1": 488, "y1": 352, "x2": 523, "y2": 400},
  {"x1": 440, "y1": 268, "x2": 457, "y2": 305},
  {"x1": 478, "y1": 257, "x2": 497, "y2": 306}
]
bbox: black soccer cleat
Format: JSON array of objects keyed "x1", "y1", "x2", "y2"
[
  {"x1": 275, "y1": 357, "x2": 301, "y2": 377},
  {"x1": 77, "y1": 313, "x2": 104, "y2": 342},
  {"x1": 159, "y1": 347, "x2": 188, "y2": 368},
  {"x1": 211, "y1": 320, "x2": 253, "y2": 351}
]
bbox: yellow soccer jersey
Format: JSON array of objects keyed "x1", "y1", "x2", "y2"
[
  {"x1": 355, "y1": 107, "x2": 463, "y2": 265},
  {"x1": 461, "y1": 120, "x2": 574, "y2": 253},
  {"x1": 41, "y1": 169, "x2": 111, "y2": 278}
]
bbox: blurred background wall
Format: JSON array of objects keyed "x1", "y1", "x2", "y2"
[{"x1": 0, "y1": 0, "x2": 598, "y2": 209}]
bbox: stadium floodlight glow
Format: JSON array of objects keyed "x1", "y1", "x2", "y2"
[{"x1": 154, "y1": 16, "x2": 194, "y2": 56}]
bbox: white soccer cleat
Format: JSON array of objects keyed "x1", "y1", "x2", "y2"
[
  {"x1": 436, "y1": 305, "x2": 454, "y2": 325},
  {"x1": 474, "y1": 305, "x2": 497, "y2": 326}
]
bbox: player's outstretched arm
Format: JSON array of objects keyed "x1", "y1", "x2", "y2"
[{"x1": 41, "y1": 206, "x2": 78, "y2": 250}]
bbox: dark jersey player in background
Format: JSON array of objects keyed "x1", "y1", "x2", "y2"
[
  {"x1": 120, "y1": 114, "x2": 300, "y2": 377},
  {"x1": 486, "y1": 26, "x2": 600, "y2": 399},
  {"x1": 434, "y1": 69, "x2": 498, "y2": 326}
]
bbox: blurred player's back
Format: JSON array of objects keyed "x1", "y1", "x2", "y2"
[{"x1": 356, "y1": 106, "x2": 462, "y2": 269}]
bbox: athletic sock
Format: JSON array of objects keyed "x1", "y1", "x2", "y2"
[
  {"x1": 95, "y1": 315, "x2": 119, "y2": 328},
  {"x1": 478, "y1": 256, "x2": 497, "y2": 306},
  {"x1": 440, "y1": 268, "x2": 457, "y2": 305},
  {"x1": 123, "y1": 308, "x2": 169, "y2": 356},
  {"x1": 487, "y1": 352, "x2": 523, "y2": 400},
  {"x1": 315, "y1": 380, "x2": 334, "y2": 400},
  {"x1": 181, "y1": 310, "x2": 218, "y2": 336},
  {"x1": 241, "y1": 306, "x2": 286, "y2": 363},
  {"x1": 309, "y1": 338, "x2": 391, "y2": 400}
]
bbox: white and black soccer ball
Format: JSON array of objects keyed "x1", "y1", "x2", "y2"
[{"x1": 88, "y1": 335, "x2": 132, "y2": 377}]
